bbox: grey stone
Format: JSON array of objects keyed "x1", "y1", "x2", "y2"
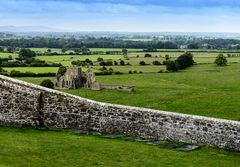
[
  {"x1": 176, "y1": 145, "x2": 200, "y2": 152},
  {"x1": 0, "y1": 74, "x2": 240, "y2": 152}
]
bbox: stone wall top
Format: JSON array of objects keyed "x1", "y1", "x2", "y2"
[{"x1": 0, "y1": 74, "x2": 239, "y2": 126}]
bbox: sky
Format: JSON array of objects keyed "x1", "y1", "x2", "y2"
[{"x1": 0, "y1": 0, "x2": 240, "y2": 32}]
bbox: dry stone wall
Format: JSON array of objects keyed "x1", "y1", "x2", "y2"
[{"x1": 0, "y1": 74, "x2": 239, "y2": 151}]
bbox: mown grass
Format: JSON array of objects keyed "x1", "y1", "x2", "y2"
[
  {"x1": 4, "y1": 67, "x2": 59, "y2": 73},
  {"x1": 0, "y1": 52, "x2": 18, "y2": 58},
  {"x1": 0, "y1": 127, "x2": 239, "y2": 167},
  {"x1": 19, "y1": 63, "x2": 240, "y2": 121},
  {"x1": 36, "y1": 55, "x2": 123, "y2": 66}
]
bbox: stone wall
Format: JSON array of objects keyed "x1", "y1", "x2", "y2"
[
  {"x1": 0, "y1": 74, "x2": 239, "y2": 151},
  {"x1": 100, "y1": 85, "x2": 135, "y2": 91}
]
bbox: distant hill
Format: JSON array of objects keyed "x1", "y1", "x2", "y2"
[{"x1": 0, "y1": 26, "x2": 63, "y2": 32}]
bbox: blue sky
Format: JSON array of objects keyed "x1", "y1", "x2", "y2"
[{"x1": 0, "y1": 0, "x2": 240, "y2": 32}]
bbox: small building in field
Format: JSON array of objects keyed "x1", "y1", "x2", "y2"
[
  {"x1": 55, "y1": 67, "x2": 134, "y2": 91},
  {"x1": 55, "y1": 67, "x2": 100, "y2": 90}
]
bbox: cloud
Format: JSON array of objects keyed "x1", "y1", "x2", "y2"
[{"x1": 0, "y1": 0, "x2": 240, "y2": 32}]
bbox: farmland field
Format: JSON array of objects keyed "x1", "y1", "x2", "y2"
[
  {"x1": 19, "y1": 63, "x2": 240, "y2": 121},
  {"x1": 0, "y1": 127, "x2": 239, "y2": 167},
  {"x1": 0, "y1": 52, "x2": 18, "y2": 58},
  {"x1": 1, "y1": 48, "x2": 240, "y2": 166}
]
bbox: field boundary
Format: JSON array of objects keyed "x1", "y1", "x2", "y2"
[{"x1": 0, "y1": 74, "x2": 239, "y2": 151}]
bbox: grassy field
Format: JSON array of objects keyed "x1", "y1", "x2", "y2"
[
  {"x1": 36, "y1": 55, "x2": 123, "y2": 66},
  {"x1": 0, "y1": 127, "x2": 239, "y2": 167},
  {"x1": 19, "y1": 63, "x2": 240, "y2": 121},
  {"x1": 0, "y1": 52, "x2": 18, "y2": 58},
  {"x1": 3, "y1": 49, "x2": 240, "y2": 166},
  {"x1": 4, "y1": 67, "x2": 59, "y2": 73}
]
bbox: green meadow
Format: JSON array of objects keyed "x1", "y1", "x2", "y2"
[
  {"x1": 0, "y1": 127, "x2": 239, "y2": 167},
  {"x1": 0, "y1": 52, "x2": 18, "y2": 58},
  {"x1": 1, "y1": 48, "x2": 240, "y2": 166},
  {"x1": 19, "y1": 63, "x2": 240, "y2": 121}
]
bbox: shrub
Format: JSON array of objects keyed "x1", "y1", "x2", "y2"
[
  {"x1": 165, "y1": 54, "x2": 170, "y2": 60},
  {"x1": 144, "y1": 54, "x2": 152, "y2": 57},
  {"x1": 9, "y1": 70, "x2": 56, "y2": 77},
  {"x1": 99, "y1": 61, "x2": 113, "y2": 66},
  {"x1": 97, "y1": 57, "x2": 104, "y2": 62},
  {"x1": 0, "y1": 67, "x2": 5, "y2": 72},
  {"x1": 40, "y1": 79, "x2": 54, "y2": 89},
  {"x1": 139, "y1": 61, "x2": 147, "y2": 65},
  {"x1": 176, "y1": 52, "x2": 194, "y2": 69},
  {"x1": 128, "y1": 70, "x2": 133, "y2": 74},
  {"x1": 158, "y1": 69, "x2": 164, "y2": 73},
  {"x1": 57, "y1": 66, "x2": 67, "y2": 76},
  {"x1": 19, "y1": 49, "x2": 36, "y2": 59},
  {"x1": 152, "y1": 61, "x2": 161, "y2": 65},
  {"x1": 120, "y1": 60, "x2": 125, "y2": 66},
  {"x1": 114, "y1": 61, "x2": 118, "y2": 66},
  {"x1": 214, "y1": 54, "x2": 227, "y2": 66},
  {"x1": 95, "y1": 71, "x2": 113, "y2": 76},
  {"x1": 115, "y1": 71, "x2": 123, "y2": 75},
  {"x1": 99, "y1": 66, "x2": 107, "y2": 71},
  {"x1": 166, "y1": 60, "x2": 179, "y2": 72}
]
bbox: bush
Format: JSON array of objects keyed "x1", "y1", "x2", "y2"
[
  {"x1": 115, "y1": 71, "x2": 123, "y2": 75},
  {"x1": 152, "y1": 61, "x2": 161, "y2": 65},
  {"x1": 9, "y1": 70, "x2": 56, "y2": 77},
  {"x1": 40, "y1": 79, "x2": 54, "y2": 89},
  {"x1": 166, "y1": 61, "x2": 179, "y2": 72},
  {"x1": 114, "y1": 61, "x2": 118, "y2": 66},
  {"x1": 144, "y1": 54, "x2": 152, "y2": 57},
  {"x1": 97, "y1": 57, "x2": 104, "y2": 62},
  {"x1": 19, "y1": 49, "x2": 36, "y2": 59},
  {"x1": 128, "y1": 70, "x2": 133, "y2": 74},
  {"x1": 176, "y1": 52, "x2": 194, "y2": 69},
  {"x1": 0, "y1": 67, "x2": 5, "y2": 72},
  {"x1": 139, "y1": 61, "x2": 147, "y2": 65},
  {"x1": 95, "y1": 71, "x2": 113, "y2": 76},
  {"x1": 120, "y1": 60, "x2": 125, "y2": 66},
  {"x1": 57, "y1": 66, "x2": 67, "y2": 76},
  {"x1": 165, "y1": 54, "x2": 170, "y2": 60},
  {"x1": 214, "y1": 54, "x2": 227, "y2": 66},
  {"x1": 99, "y1": 61, "x2": 113, "y2": 66}
]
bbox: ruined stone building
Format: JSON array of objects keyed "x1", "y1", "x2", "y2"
[
  {"x1": 55, "y1": 67, "x2": 135, "y2": 91},
  {"x1": 55, "y1": 67, "x2": 100, "y2": 90}
]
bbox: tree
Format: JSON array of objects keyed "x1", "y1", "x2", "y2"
[
  {"x1": 122, "y1": 49, "x2": 128, "y2": 58},
  {"x1": 120, "y1": 60, "x2": 125, "y2": 66},
  {"x1": 176, "y1": 52, "x2": 194, "y2": 69},
  {"x1": 152, "y1": 61, "x2": 161, "y2": 65},
  {"x1": 187, "y1": 43, "x2": 199, "y2": 49},
  {"x1": 57, "y1": 66, "x2": 67, "y2": 76},
  {"x1": 139, "y1": 61, "x2": 147, "y2": 65},
  {"x1": 0, "y1": 47, "x2": 4, "y2": 52},
  {"x1": 19, "y1": 49, "x2": 36, "y2": 59},
  {"x1": 61, "y1": 48, "x2": 68, "y2": 53},
  {"x1": 166, "y1": 61, "x2": 179, "y2": 72},
  {"x1": 7, "y1": 47, "x2": 14, "y2": 53},
  {"x1": 114, "y1": 61, "x2": 118, "y2": 66},
  {"x1": 97, "y1": 57, "x2": 104, "y2": 62},
  {"x1": 144, "y1": 53, "x2": 152, "y2": 57},
  {"x1": 214, "y1": 54, "x2": 227, "y2": 66},
  {"x1": 165, "y1": 54, "x2": 170, "y2": 60},
  {"x1": 40, "y1": 79, "x2": 54, "y2": 89},
  {"x1": 0, "y1": 67, "x2": 5, "y2": 72}
]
